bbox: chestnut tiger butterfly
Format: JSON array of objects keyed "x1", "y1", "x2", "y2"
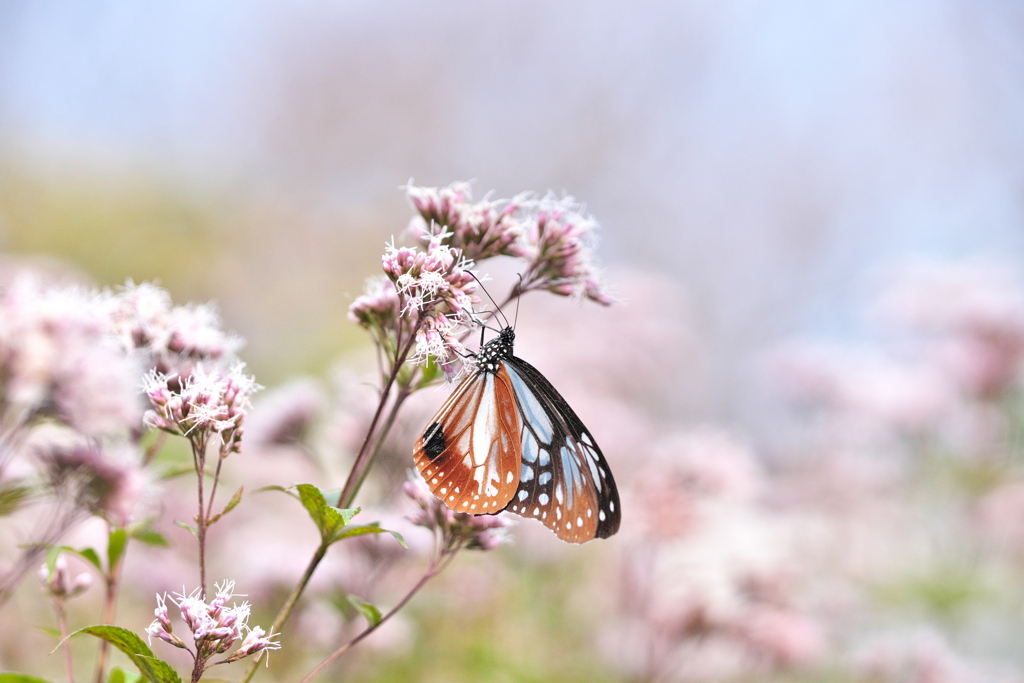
[{"x1": 413, "y1": 304, "x2": 620, "y2": 543}]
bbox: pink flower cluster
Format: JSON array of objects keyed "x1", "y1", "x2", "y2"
[
  {"x1": 147, "y1": 580, "x2": 279, "y2": 669},
  {"x1": 380, "y1": 232, "x2": 478, "y2": 365},
  {"x1": 518, "y1": 194, "x2": 613, "y2": 305},
  {"x1": 347, "y1": 275, "x2": 400, "y2": 334},
  {"x1": 38, "y1": 555, "x2": 92, "y2": 599},
  {"x1": 407, "y1": 182, "x2": 527, "y2": 262},
  {"x1": 144, "y1": 363, "x2": 260, "y2": 457},
  {"x1": 407, "y1": 182, "x2": 612, "y2": 305},
  {"x1": 403, "y1": 475, "x2": 511, "y2": 551}
]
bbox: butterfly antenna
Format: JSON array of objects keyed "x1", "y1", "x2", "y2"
[{"x1": 470, "y1": 272, "x2": 511, "y2": 330}]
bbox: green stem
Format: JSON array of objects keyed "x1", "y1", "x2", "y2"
[
  {"x1": 299, "y1": 551, "x2": 457, "y2": 683},
  {"x1": 239, "y1": 543, "x2": 330, "y2": 683},
  {"x1": 337, "y1": 325, "x2": 420, "y2": 509},
  {"x1": 55, "y1": 597, "x2": 75, "y2": 683},
  {"x1": 93, "y1": 528, "x2": 127, "y2": 683},
  {"x1": 191, "y1": 436, "x2": 209, "y2": 597}
]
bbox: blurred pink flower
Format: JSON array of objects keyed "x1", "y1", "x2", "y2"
[
  {"x1": 768, "y1": 341, "x2": 956, "y2": 433},
  {"x1": 975, "y1": 482, "x2": 1024, "y2": 559},
  {"x1": 0, "y1": 277, "x2": 143, "y2": 436},
  {"x1": 106, "y1": 281, "x2": 243, "y2": 377},
  {"x1": 873, "y1": 259, "x2": 1024, "y2": 400},
  {"x1": 404, "y1": 474, "x2": 512, "y2": 551},
  {"x1": 38, "y1": 555, "x2": 92, "y2": 599},
  {"x1": 36, "y1": 435, "x2": 146, "y2": 527},
  {"x1": 854, "y1": 632, "x2": 1020, "y2": 683},
  {"x1": 244, "y1": 378, "x2": 325, "y2": 449},
  {"x1": 628, "y1": 428, "x2": 761, "y2": 540},
  {"x1": 730, "y1": 605, "x2": 825, "y2": 667}
]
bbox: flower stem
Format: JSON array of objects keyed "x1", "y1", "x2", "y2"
[
  {"x1": 337, "y1": 325, "x2": 419, "y2": 509},
  {"x1": 55, "y1": 597, "x2": 76, "y2": 683},
  {"x1": 93, "y1": 527, "x2": 127, "y2": 683},
  {"x1": 239, "y1": 543, "x2": 329, "y2": 683},
  {"x1": 191, "y1": 436, "x2": 209, "y2": 596},
  {"x1": 299, "y1": 554, "x2": 454, "y2": 683},
  {"x1": 348, "y1": 385, "x2": 413, "y2": 504}
]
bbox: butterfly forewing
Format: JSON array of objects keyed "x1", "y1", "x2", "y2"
[
  {"x1": 414, "y1": 366, "x2": 522, "y2": 514},
  {"x1": 502, "y1": 356, "x2": 621, "y2": 543}
]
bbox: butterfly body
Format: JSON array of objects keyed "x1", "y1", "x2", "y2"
[{"x1": 414, "y1": 326, "x2": 620, "y2": 543}]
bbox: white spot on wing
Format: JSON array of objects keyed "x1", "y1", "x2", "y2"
[{"x1": 471, "y1": 375, "x2": 497, "y2": 467}]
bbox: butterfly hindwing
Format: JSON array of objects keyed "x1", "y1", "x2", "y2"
[
  {"x1": 414, "y1": 366, "x2": 522, "y2": 514},
  {"x1": 501, "y1": 355, "x2": 621, "y2": 543}
]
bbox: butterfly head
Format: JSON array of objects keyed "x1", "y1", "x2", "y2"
[{"x1": 477, "y1": 326, "x2": 516, "y2": 373}]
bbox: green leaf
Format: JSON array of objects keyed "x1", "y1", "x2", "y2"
[
  {"x1": 0, "y1": 674, "x2": 55, "y2": 683},
  {"x1": 295, "y1": 484, "x2": 359, "y2": 541},
  {"x1": 0, "y1": 480, "x2": 32, "y2": 516},
  {"x1": 109, "y1": 669, "x2": 143, "y2": 683},
  {"x1": 70, "y1": 625, "x2": 182, "y2": 683},
  {"x1": 107, "y1": 528, "x2": 128, "y2": 570},
  {"x1": 174, "y1": 521, "x2": 199, "y2": 539},
  {"x1": 76, "y1": 547, "x2": 103, "y2": 572},
  {"x1": 208, "y1": 486, "x2": 243, "y2": 525},
  {"x1": 128, "y1": 527, "x2": 169, "y2": 547},
  {"x1": 45, "y1": 545, "x2": 102, "y2": 574},
  {"x1": 158, "y1": 463, "x2": 196, "y2": 481},
  {"x1": 416, "y1": 356, "x2": 444, "y2": 389},
  {"x1": 329, "y1": 523, "x2": 407, "y2": 547},
  {"x1": 346, "y1": 594, "x2": 382, "y2": 627},
  {"x1": 256, "y1": 484, "x2": 295, "y2": 496}
]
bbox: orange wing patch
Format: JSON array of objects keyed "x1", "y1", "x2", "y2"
[{"x1": 413, "y1": 368, "x2": 522, "y2": 514}]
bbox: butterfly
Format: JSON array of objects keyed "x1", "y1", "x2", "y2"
[{"x1": 413, "y1": 324, "x2": 620, "y2": 543}]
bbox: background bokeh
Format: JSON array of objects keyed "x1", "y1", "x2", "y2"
[
  {"x1": 5, "y1": 2, "x2": 1024, "y2": 682},
  {"x1": 5, "y1": 1, "x2": 1023, "y2": 416}
]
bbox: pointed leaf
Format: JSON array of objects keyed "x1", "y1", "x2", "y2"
[
  {"x1": 330, "y1": 523, "x2": 407, "y2": 548},
  {"x1": 111, "y1": 670, "x2": 143, "y2": 683},
  {"x1": 46, "y1": 545, "x2": 103, "y2": 574},
  {"x1": 346, "y1": 594, "x2": 382, "y2": 628},
  {"x1": 70, "y1": 625, "x2": 181, "y2": 683},
  {"x1": 208, "y1": 486, "x2": 243, "y2": 525},
  {"x1": 256, "y1": 484, "x2": 296, "y2": 497},
  {"x1": 108, "y1": 669, "x2": 125, "y2": 683},
  {"x1": 128, "y1": 527, "x2": 168, "y2": 547},
  {"x1": 174, "y1": 521, "x2": 199, "y2": 539},
  {"x1": 159, "y1": 463, "x2": 196, "y2": 481},
  {"x1": 36, "y1": 626, "x2": 61, "y2": 639},
  {"x1": 295, "y1": 484, "x2": 359, "y2": 541},
  {"x1": 107, "y1": 528, "x2": 128, "y2": 570},
  {"x1": 0, "y1": 674, "x2": 55, "y2": 683}
]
